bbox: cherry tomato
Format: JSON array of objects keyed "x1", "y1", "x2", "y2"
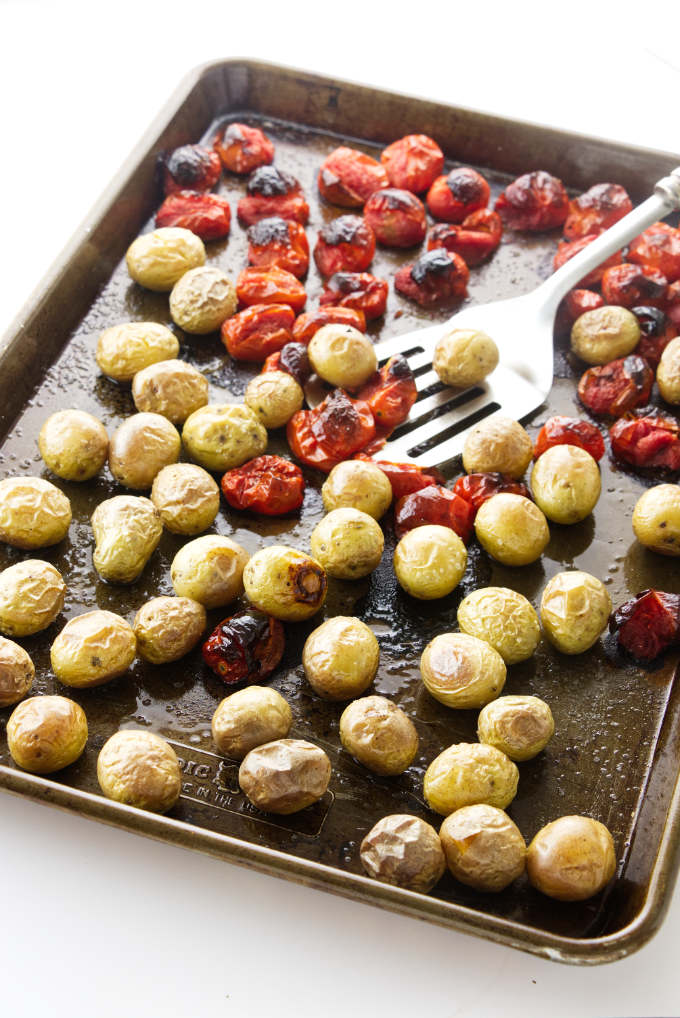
[
  {"x1": 363, "y1": 188, "x2": 427, "y2": 248},
  {"x1": 262, "y1": 341, "x2": 312, "y2": 385},
  {"x1": 236, "y1": 267, "x2": 307, "y2": 313},
  {"x1": 353, "y1": 455, "x2": 445, "y2": 499},
  {"x1": 356, "y1": 355, "x2": 417, "y2": 433},
  {"x1": 610, "y1": 409, "x2": 680, "y2": 471},
  {"x1": 427, "y1": 209, "x2": 502, "y2": 266},
  {"x1": 155, "y1": 190, "x2": 231, "y2": 241},
  {"x1": 313, "y1": 215, "x2": 375, "y2": 276},
  {"x1": 426, "y1": 167, "x2": 490, "y2": 224},
  {"x1": 319, "y1": 272, "x2": 389, "y2": 320},
  {"x1": 552, "y1": 234, "x2": 623, "y2": 288},
  {"x1": 317, "y1": 146, "x2": 389, "y2": 208},
  {"x1": 557, "y1": 288, "x2": 605, "y2": 329},
  {"x1": 221, "y1": 455, "x2": 305, "y2": 515},
  {"x1": 453, "y1": 473, "x2": 532, "y2": 516},
  {"x1": 237, "y1": 166, "x2": 309, "y2": 226},
  {"x1": 611, "y1": 590, "x2": 680, "y2": 661},
  {"x1": 202, "y1": 609, "x2": 285, "y2": 686},
  {"x1": 221, "y1": 303, "x2": 294, "y2": 362},
  {"x1": 394, "y1": 249, "x2": 469, "y2": 306},
  {"x1": 247, "y1": 217, "x2": 309, "y2": 278},
  {"x1": 578, "y1": 356, "x2": 653, "y2": 417},
  {"x1": 495, "y1": 171, "x2": 569, "y2": 232},
  {"x1": 162, "y1": 144, "x2": 221, "y2": 195},
  {"x1": 394, "y1": 485, "x2": 475, "y2": 542},
  {"x1": 601, "y1": 264, "x2": 667, "y2": 309},
  {"x1": 628, "y1": 222, "x2": 680, "y2": 284},
  {"x1": 287, "y1": 389, "x2": 376, "y2": 473},
  {"x1": 632, "y1": 305, "x2": 678, "y2": 366},
  {"x1": 563, "y1": 183, "x2": 633, "y2": 241},
  {"x1": 212, "y1": 122, "x2": 274, "y2": 175},
  {"x1": 292, "y1": 307, "x2": 366, "y2": 344},
  {"x1": 664, "y1": 281, "x2": 680, "y2": 330},
  {"x1": 534, "y1": 416, "x2": 605, "y2": 461},
  {"x1": 380, "y1": 134, "x2": 444, "y2": 193}
]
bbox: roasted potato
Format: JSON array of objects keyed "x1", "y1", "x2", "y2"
[
  {"x1": 131, "y1": 359, "x2": 209, "y2": 424},
  {"x1": 212, "y1": 686, "x2": 293, "y2": 760},
  {"x1": 570, "y1": 305, "x2": 640, "y2": 365},
  {"x1": 474, "y1": 492, "x2": 549, "y2": 566},
  {"x1": 420, "y1": 632, "x2": 506, "y2": 709},
  {"x1": 182, "y1": 403, "x2": 267, "y2": 472},
  {"x1": 0, "y1": 559, "x2": 65, "y2": 637},
  {"x1": 108, "y1": 412, "x2": 181, "y2": 490},
  {"x1": 96, "y1": 322, "x2": 180, "y2": 383},
  {"x1": 7, "y1": 695, "x2": 87, "y2": 773},
  {"x1": 458, "y1": 586, "x2": 540, "y2": 664},
  {"x1": 321, "y1": 459, "x2": 393, "y2": 520},
  {"x1": 393, "y1": 523, "x2": 467, "y2": 598},
  {"x1": 50, "y1": 610, "x2": 136, "y2": 688},
  {"x1": 171, "y1": 534, "x2": 249, "y2": 609},
  {"x1": 540, "y1": 570, "x2": 611, "y2": 654},
  {"x1": 91, "y1": 496, "x2": 162, "y2": 584},
  {"x1": 526, "y1": 815, "x2": 616, "y2": 901},
  {"x1": 244, "y1": 371, "x2": 304, "y2": 429},
  {"x1": 126, "y1": 227, "x2": 206, "y2": 292},
  {"x1": 439, "y1": 804, "x2": 526, "y2": 892},
  {"x1": 243, "y1": 546, "x2": 327, "y2": 622},
  {"x1": 169, "y1": 265, "x2": 237, "y2": 334},
  {"x1": 150, "y1": 462, "x2": 220, "y2": 535},
  {"x1": 339, "y1": 695, "x2": 418, "y2": 775},
  {"x1": 0, "y1": 636, "x2": 35, "y2": 707},
  {"x1": 133, "y1": 596, "x2": 206, "y2": 664},
  {"x1": 531, "y1": 444, "x2": 601, "y2": 524},
  {"x1": 632, "y1": 484, "x2": 680, "y2": 556},
  {"x1": 360, "y1": 814, "x2": 446, "y2": 893},
  {"x1": 302, "y1": 616, "x2": 379, "y2": 700},
  {"x1": 97, "y1": 729, "x2": 181, "y2": 813},
  {"x1": 462, "y1": 416, "x2": 533, "y2": 478},
  {"x1": 477, "y1": 695, "x2": 555, "y2": 761},
  {"x1": 310, "y1": 507, "x2": 384, "y2": 580},
  {"x1": 308, "y1": 324, "x2": 377, "y2": 389},
  {"x1": 424, "y1": 742, "x2": 519, "y2": 817},
  {"x1": 239, "y1": 738, "x2": 331, "y2": 814},
  {"x1": 0, "y1": 476, "x2": 71, "y2": 550},
  {"x1": 657, "y1": 336, "x2": 680, "y2": 404},
  {"x1": 433, "y1": 328, "x2": 499, "y2": 387},
  {"x1": 38, "y1": 409, "x2": 109, "y2": 481}
]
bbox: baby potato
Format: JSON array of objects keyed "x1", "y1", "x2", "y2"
[
  {"x1": 108, "y1": 412, "x2": 181, "y2": 490},
  {"x1": 244, "y1": 371, "x2": 304, "y2": 429},
  {"x1": 150, "y1": 462, "x2": 220, "y2": 535},
  {"x1": 126, "y1": 227, "x2": 206, "y2": 292},
  {"x1": 531, "y1": 444, "x2": 600, "y2": 524},
  {"x1": 394, "y1": 524, "x2": 466, "y2": 599},
  {"x1": 239, "y1": 738, "x2": 331, "y2": 814},
  {"x1": 243, "y1": 546, "x2": 327, "y2": 622},
  {"x1": 0, "y1": 476, "x2": 71, "y2": 550},
  {"x1": 339, "y1": 695, "x2": 418, "y2": 775},
  {"x1": 38, "y1": 409, "x2": 109, "y2": 481},
  {"x1": 458, "y1": 587, "x2": 540, "y2": 664},
  {"x1": 212, "y1": 686, "x2": 293, "y2": 760},
  {"x1": 360, "y1": 815, "x2": 446, "y2": 893},
  {"x1": 169, "y1": 265, "x2": 237, "y2": 334},
  {"x1": 50, "y1": 610, "x2": 136, "y2": 688},
  {"x1": 171, "y1": 535, "x2": 249, "y2": 610},
  {"x1": 302, "y1": 616, "x2": 379, "y2": 701},
  {"x1": 433, "y1": 328, "x2": 499, "y2": 388},
  {"x1": 420, "y1": 632, "x2": 506, "y2": 710},
  {"x1": 657, "y1": 336, "x2": 680, "y2": 404},
  {"x1": 424, "y1": 742, "x2": 519, "y2": 817},
  {"x1": 632, "y1": 484, "x2": 680, "y2": 556},
  {"x1": 0, "y1": 559, "x2": 65, "y2": 637},
  {"x1": 462, "y1": 416, "x2": 533, "y2": 478},
  {"x1": 439, "y1": 804, "x2": 526, "y2": 892},
  {"x1": 182, "y1": 404, "x2": 267, "y2": 472},
  {"x1": 527, "y1": 815, "x2": 616, "y2": 901},
  {"x1": 474, "y1": 492, "x2": 549, "y2": 566},
  {"x1": 571, "y1": 305, "x2": 640, "y2": 365},
  {"x1": 477, "y1": 695, "x2": 555, "y2": 761},
  {"x1": 308, "y1": 324, "x2": 377, "y2": 389},
  {"x1": 96, "y1": 322, "x2": 180, "y2": 383},
  {"x1": 310, "y1": 508, "x2": 384, "y2": 580},
  {"x1": 92, "y1": 496, "x2": 162, "y2": 584},
  {"x1": 133, "y1": 596, "x2": 206, "y2": 664},
  {"x1": 0, "y1": 636, "x2": 35, "y2": 707},
  {"x1": 7, "y1": 695, "x2": 87, "y2": 773},
  {"x1": 132, "y1": 359, "x2": 209, "y2": 424},
  {"x1": 97, "y1": 729, "x2": 181, "y2": 813},
  {"x1": 540, "y1": 570, "x2": 611, "y2": 654},
  {"x1": 321, "y1": 459, "x2": 393, "y2": 520}
]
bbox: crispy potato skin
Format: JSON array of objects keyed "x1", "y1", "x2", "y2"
[
  {"x1": 657, "y1": 336, "x2": 680, "y2": 404},
  {"x1": 133, "y1": 597, "x2": 206, "y2": 664},
  {"x1": 303, "y1": 616, "x2": 379, "y2": 700},
  {"x1": 244, "y1": 371, "x2": 304, "y2": 429},
  {"x1": 458, "y1": 587, "x2": 540, "y2": 664},
  {"x1": 531, "y1": 445, "x2": 601, "y2": 525},
  {"x1": 0, "y1": 559, "x2": 65, "y2": 637},
  {"x1": 440, "y1": 804, "x2": 526, "y2": 891},
  {"x1": 182, "y1": 404, "x2": 267, "y2": 472},
  {"x1": 92, "y1": 496, "x2": 163, "y2": 584},
  {"x1": 570, "y1": 305, "x2": 640, "y2": 365},
  {"x1": 360, "y1": 814, "x2": 446, "y2": 893},
  {"x1": 527, "y1": 815, "x2": 616, "y2": 901},
  {"x1": 169, "y1": 266, "x2": 237, "y2": 334},
  {"x1": 51, "y1": 610, "x2": 136, "y2": 688},
  {"x1": 38, "y1": 409, "x2": 109, "y2": 481},
  {"x1": 462, "y1": 417, "x2": 533, "y2": 478},
  {"x1": 7, "y1": 695, "x2": 87, "y2": 773},
  {"x1": 239, "y1": 738, "x2": 331, "y2": 814},
  {"x1": 132, "y1": 359, "x2": 209, "y2": 424},
  {"x1": 97, "y1": 730, "x2": 181, "y2": 813},
  {"x1": 108, "y1": 413, "x2": 181, "y2": 491},
  {"x1": 433, "y1": 328, "x2": 498, "y2": 387},
  {"x1": 308, "y1": 324, "x2": 377, "y2": 389},
  {"x1": 212, "y1": 687, "x2": 293, "y2": 760},
  {"x1": 243, "y1": 546, "x2": 327, "y2": 622},
  {"x1": 474, "y1": 493, "x2": 549, "y2": 566},
  {"x1": 0, "y1": 477, "x2": 71, "y2": 550},
  {"x1": 0, "y1": 636, "x2": 35, "y2": 707}
]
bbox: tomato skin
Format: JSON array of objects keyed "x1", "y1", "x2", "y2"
[
  {"x1": 247, "y1": 217, "x2": 309, "y2": 278},
  {"x1": 394, "y1": 249, "x2": 469, "y2": 306},
  {"x1": 426, "y1": 167, "x2": 490, "y2": 223},
  {"x1": 363, "y1": 188, "x2": 427, "y2": 248},
  {"x1": 221, "y1": 455, "x2": 305, "y2": 515},
  {"x1": 611, "y1": 590, "x2": 680, "y2": 661},
  {"x1": 221, "y1": 303, "x2": 294, "y2": 362},
  {"x1": 212, "y1": 122, "x2": 274, "y2": 174},
  {"x1": 313, "y1": 215, "x2": 375, "y2": 276},
  {"x1": 563, "y1": 183, "x2": 633, "y2": 241},
  {"x1": 394, "y1": 485, "x2": 475, "y2": 542},
  {"x1": 495, "y1": 171, "x2": 569, "y2": 232},
  {"x1": 356, "y1": 355, "x2": 417, "y2": 433},
  {"x1": 236, "y1": 267, "x2": 307, "y2": 313},
  {"x1": 202, "y1": 609, "x2": 285, "y2": 686},
  {"x1": 317, "y1": 147, "x2": 389, "y2": 208},
  {"x1": 578, "y1": 356, "x2": 653, "y2": 417},
  {"x1": 237, "y1": 166, "x2": 309, "y2": 226},
  {"x1": 319, "y1": 272, "x2": 388, "y2": 320},
  {"x1": 162, "y1": 144, "x2": 221, "y2": 195},
  {"x1": 664, "y1": 280, "x2": 680, "y2": 329},
  {"x1": 262, "y1": 342, "x2": 312, "y2": 386},
  {"x1": 156, "y1": 190, "x2": 231, "y2": 240},
  {"x1": 557, "y1": 288, "x2": 605, "y2": 330},
  {"x1": 628, "y1": 222, "x2": 680, "y2": 283},
  {"x1": 427, "y1": 209, "x2": 502, "y2": 266},
  {"x1": 601, "y1": 264, "x2": 667, "y2": 309},
  {"x1": 632, "y1": 305, "x2": 678, "y2": 367},
  {"x1": 354, "y1": 455, "x2": 445, "y2": 499},
  {"x1": 380, "y1": 134, "x2": 444, "y2": 194},
  {"x1": 287, "y1": 389, "x2": 376, "y2": 473},
  {"x1": 292, "y1": 307, "x2": 366, "y2": 344},
  {"x1": 453, "y1": 473, "x2": 532, "y2": 516},
  {"x1": 553, "y1": 234, "x2": 623, "y2": 288},
  {"x1": 534, "y1": 416, "x2": 605, "y2": 461},
  {"x1": 610, "y1": 409, "x2": 680, "y2": 471}
]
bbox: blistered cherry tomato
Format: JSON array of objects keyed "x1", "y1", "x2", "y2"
[
  {"x1": 236, "y1": 267, "x2": 306, "y2": 313},
  {"x1": 495, "y1": 171, "x2": 569, "y2": 232},
  {"x1": 237, "y1": 166, "x2": 309, "y2": 226},
  {"x1": 664, "y1": 281, "x2": 680, "y2": 330},
  {"x1": 601, "y1": 264, "x2": 667, "y2": 308},
  {"x1": 578, "y1": 356, "x2": 653, "y2": 417},
  {"x1": 212, "y1": 122, "x2": 275, "y2": 174},
  {"x1": 202, "y1": 609, "x2": 285, "y2": 686},
  {"x1": 552, "y1": 234, "x2": 623, "y2": 288},
  {"x1": 221, "y1": 455, "x2": 305, "y2": 515},
  {"x1": 262, "y1": 342, "x2": 312, "y2": 386},
  {"x1": 356, "y1": 355, "x2": 417, "y2": 433},
  {"x1": 317, "y1": 146, "x2": 389, "y2": 208},
  {"x1": 563, "y1": 183, "x2": 633, "y2": 241},
  {"x1": 628, "y1": 222, "x2": 680, "y2": 284},
  {"x1": 394, "y1": 249, "x2": 469, "y2": 306},
  {"x1": 222, "y1": 303, "x2": 294, "y2": 362},
  {"x1": 287, "y1": 389, "x2": 376, "y2": 473},
  {"x1": 632, "y1": 306, "x2": 678, "y2": 367},
  {"x1": 426, "y1": 167, "x2": 490, "y2": 223},
  {"x1": 319, "y1": 272, "x2": 389, "y2": 320},
  {"x1": 292, "y1": 307, "x2": 366, "y2": 344},
  {"x1": 611, "y1": 590, "x2": 680, "y2": 661},
  {"x1": 453, "y1": 473, "x2": 532, "y2": 516},
  {"x1": 394, "y1": 485, "x2": 475, "y2": 542},
  {"x1": 557, "y1": 289, "x2": 605, "y2": 329},
  {"x1": 534, "y1": 416, "x2": 605, "y2": 461},
  {"x1": 427, "y1": 209, "x2": 502, "y2": 266},
  {"x1": 610, "y1": 409, "x2": 680, "y2": 471},
  {"x1": 162, "y1": 144, "x2": 221, "y2": 195},
  {"x1": 313, "y1": 216, "x2": 375, "y2": 276},
  {"x1": 353, "y1": 455, "x2": 445, "y2": 499},
  {"x1": 380, "y1": 134, "x2": 444, "y2": 193},
  {"x1": 155, "y1": 190, "x2": 231, "y2": 241},
  {"x1": 364, "y1": 189, "x2": 427, "y2": 248},
  {"x1": 247, "y1": 217, "x2": 309, "y2": 278}
]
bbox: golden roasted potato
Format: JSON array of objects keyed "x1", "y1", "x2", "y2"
[
  {"x1": 474, "y1": 492, "x2": 550, "y2": 566},
  {"x1": 458, "y1": 586, "x2": 540, "y2": 664},
  {"x1": 171, "y1": 534, "x2": 249, "y2": 609},
  {"x1": 132, "y1": 359, "x2": 209, "y2": 424},
  {"x1": 0, "y1": 559, "x2": 65, "y2": 637},
  {"x1": 420, "y1": 632, "x2": 506, "y2": 709},
  {"x1": 308, "y1": 324, "x2": 377, "y2": 389},
  {"x1": 302, "y1": 616, "x2": 379, "y2": 701},
  {"x1": 393, "y1": 524, "x2": 467, "y2": 598},
  {"x1": 632, "y1": 484, "x2": 680, "y2": 556},
  {"x1": 212, "y1": 686, "x2": 293, "y2": 760},
  {"x1": 570, "y1": 305, "x2": 640, "y2": 365},
  {"x1": 310, "y1": 508, "x2": 384, "y2": 580},
  {"x1": 97, "y1": 729, "x2": 181, "y2": 813},
  {"x1": 439, "y1": 804, "x2": 526, "y2": 892},
  {"x1": 0, "y1": 636, "x2": 35, "y2": 707},
  {"x1": 423, "y1": 742, "x2": 519, "y2": 817},
  {"x1": 91, "y1": 496, "x2": 162, "y2": 584},
  {"x1": 108, "y1": 412, "x2": 181, "y2": 490},
  {"x1": 321, "y1": 459, "x2": 393, "y2": 520},
  {"x1": 462, "y1": 416, "x2": 533, "y2": 478},
  {"x1": 540, "y1": 570, "x2": 611, "y2": 654},
  {"x1": 96, "y1": 322, "x2": 180, "y2": 383},
  {"x1": 51, "y1": 610, "x2": 136, "y2": 688},
  {"x1": 657, "y1": 336, "x2": 680, "y2": 404},
  {"x1": 360, "y1": 815, "x2": 446, "y2": 893},
  {"x1": 169, "y1": 265, "x2": 237, "y2": 334},
  {"x1": 239, "y1": 738, "x2": 331, "y2": 814},
  {"x1": 0, "y1": 477, "x2": 71, "y2": 550},
  {"x1": 526, "y1": 815, "x2": 616, "y2": 901},
  {"x1": 339, "y1": 695, "x2": 418, "y2": 775},
  {"x1": 244, "y1": 371, "x2": 304, "y2": 429},
  {"x1": 38, "y1": 409, "x2": 109, "y2": 481},
  {"x1": 433, "y1": 328, "x2": 499, "y2": 387},
  {"x1": 477, "y1": 695, "x2": 555, "y2": 761},
  {"x1": 133, "y1": 596, "x2": 206, "y2": 664},
  {"x1": 243, "y1": 546, "x2": 327, "y2": 622},
  {"x1": 7, "y1": 695, "x2": 87, "y2": 773},
  {"x1": 531, "y1": 444, "x2": 600, "y2": 524},
  {"x1": 126, "y1": 227, "x2": 206, "y2": 292},
  {"x1": 182, "y1": 403, "x2": 267, "y2": 472},
  {"x1": 150, "y1": 463, "x2": 220, "y2": 535}
]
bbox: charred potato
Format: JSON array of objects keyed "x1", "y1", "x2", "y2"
[
  {"x1": 133, "y1": 596, "x2": 206, "y2": 664},
  {"x1": 0, "y1": 559, "x2": 65, "y2": 637},
  {"x1": 570, "y1": 305, "x2": 640, "y2": 365},
  {"x1": 0, "y1": 476, "x2": 71, "y2": 550},
  {"x1": 150, "y1": 463, "x2": 220, "y2": 535},
  {"x1": 243, "y1": 545, "x2": 327, "y2": 622},
  {"x1": 339, "y1": 695, "x2": 418, "y2": 775},
  {"x1": 212, "y1": 686, "x2": 293, "y2": 760},
  {"x1": 360, "y1": 814, "x2": 446, "y2": 893},
  {"x1": 458, "y1": 586, "x2": 540, "y2": 664},
  {"x1": 169, "y1": 265, "x2": 237, "y2": 334},
  {"x1": 393, "y1": 523, "x2": 467, "y2": 598},
  {"x1": 526, "y1": 815, "x2": 616, "y2": 901},
  {"x1": 50, "y1": 610, "x2": 136, "y2": 688},
  {"x1": 474, "y1": 493, "x2": 549, "y2": 566},
  {"x1": 126, "y1": 227, "x2": 206, "y2": 292},
  {"x1": 531, "y1": 444, "x2": 601, "y2": 524},
  {"x1": 97, "y1": 729, "x2": 181, "y2": 813},
  {"x1": 244, "y1": 371, "x2": 304, "y2": 429},
  {"x1": 171, "y1": 535, "x2": 249, "y2": 609},
  {"x1": 7, "y1": 695, "x2": 87, "y2": 773},
  {"x1": 310, "y1": 507, "x2": 384, "y2": 580},
  {"x1": 420, "y1": 632, "x2": 506, "y2": 709},
  {"x1": 182, "y1": 403, "x2": 267, "y2": 472},
  {"x1": 433, "y1": 328, "x2": 499, "y2": 387},
  {"x1": 91, "y1": 496, "x2": 162, "y2": 584},
  {"x1": 38, "y1": 409, "x2": 109, "y2": 481},
  {"x1": 540, "y1": 570, "x2": 611, "y2": 654},
  {"x1": 462, "y1": 416, "x2": 533, "y2": 478},
  {"x1": 657, "y1": 336, "x2": 680, "y2": 404},
  {"x1": 308, "y1": 324, "x2": 377, "y2": 389},
  {"x1": 96, "y1": 322, "x2": 180, "y2": 383},
  {"x1": 238, "y1": 738, "x2": 331, "y2": 814},
  {"x1": 108, "y1": 412, "x2": 181, "y2": 490},
  {"x1": 0, "y1": 636, "x2": 35, "y2": 707},
  {"x1": 132, "y1": 359, "x2": 209, "y2": 424},
  {"x1": 477, "y1": 695, "x2": 555, "y2": 761},
  {"x1": 632, "y1": 484, "x2": 680, "y2": 556},
  {"x1": 439, "y1": 804, "x2": 526, "y2": 892},
  {"x1": 424, "y1": 742, "x2": 519, "y2": 817},
  {"x1": 302, "y1": 616, "x2": 379, "y2": 700},
  {"x1": 321, "y1": 459, "x2": 393, "y2": 520}
]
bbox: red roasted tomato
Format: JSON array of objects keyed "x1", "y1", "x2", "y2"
[
  {"x1": 453, "y1": 473, "x2": 532, "y2": 516},
  {"x1": 578, "y1": 356, "x2": 654, "y2": 417},
  {"x1": 552, "y1": 234, "x2": 623, "y2": 288},
  {"x1": 236, "y1": 267, "x2": 307, "y2": 313},
  {"x1": 237, "y1": 166, "x2": 309, "y2": 226},
  {"x1": 380, "y1": 134, "x2": 444, "y2": 194},
  {"x1": 202, "y1": 609, "x2": 285, "y2": 686},
  {"x1": 222, "y1": 303, "x2": 294, "y2": 362},
  {"x1": 628, "y1": 222, "x2": 680, "y2": 284},
  {"x1": 212, "y1": 122, "x2": 274, "y2": 175},
  {"x1": 313, "y1": 215, "x2": 375, "y2": 276},
  {"x1": 353, "y1": 455, "x2": 445, "y2": 499},
  {"x1": 632, "y1": 305, "x2": 678, "y2": 366},
  {"x1": 610, "y1": 409, "x2": 680, "y2": 471},
  {"x1": 557, "y1": 288, "x2": 605, "y2": 329},
  {"x1": 611, "y1": 590, "x2": 680, "y2": 661},
  {"x1": 495, "y1": 171, "x2": 569, "y2": 232},
  {"x1": 563, "y1": 183, "x2": 633, "y2": 241},
  {"x1": 426, "y1": 167, "x2": 490, "y2": 223},
  {"x1": 287, "y1": 389, "x2": 376, "y2": 473},
  {"x1": 534, "y1": 416, "x2": 605, "y2": 461},
  {"x1": 601, "y1": 264, "x2": 667, "y2": 309},
  {"x1": 161, "y1": 144, "x2": 221, "y2": 195},
  {"x1": 221, "y1": 455, "x2": 305, "y2": 515},
  {"x1": 356, "y1": 355, "x2": 417, "y2": 434},
  {"x1": 155, "y1": 190, "x2": 231, "y2": 241},
  {"x1": 394, "y1": 485, "x2": 475, "y2": 542},
  {"x1": 262, "y1": 341, "x2": 312, "y2": 385},
  {"x1": 394, "y1": 249, "x2": 469, "y2": 306},
  {"x1": 317, "y1": 146, "x2": 389, "y2": 208},
  {"x1": 292, "y1": 307, "x2": 366, "y2": 344},
  {"x1": 427, "y1": 209, "x2": 502, "y2": 266},
  {"x1": 363, "y1": 189, "x2": 427, "y2": 248},
  {"x1": 665, "y1": 280, "x2": 680, "y2": 329},
  {"x1": 319, "y1": 272, "x2": 389, "y2": 320},
  {"x1": 247, "y1": 217, "x2": 309, "y2": 278}
]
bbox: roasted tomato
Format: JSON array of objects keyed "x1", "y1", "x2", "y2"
[
  {"x1": 161, "y1": 144, "x2": 221, "y2": 195},
  {"x1": 394, "y1": 485, "x2": 475, "y2": 542},
  {"x1": 427, "y1": 209, "x2": 502, "y2": 266},
  {"x1": 632, "y1": 306, "x2": 678, "y2": 367},
  {"x1": 495, "y1": 171, "x2": 569, "y2": 232},
  {"x1": 222, "y1": 303, "x2": 294, "y2": 362},
  {"x1": 628, "y1": 222, "x2": 680, "y2": 284},
  {"x1": 155, "y1": 190, "x2": 231, "y2": 241},
  {"x1": 262, "y1": 341, "x2": 312, "y2": 385},
  {"x1": 534, "y1": 416, "x2": 605, "y2": 461},
  {"x1": 202, "y1": 609, "x2": 285, "y2": 686},
  {"x1": 380, "y1": 134, "x2": 444, "y2": 193},
  {"x1": 221, "y1": 455, "x2": 305, "y2": 515},
  {"x1": 292, "y1": 307, "x2": 366, "y2": 344},
  {"x1": 212, "y1": 122, "x2": 274, "y2": 174},
  {"x1": 453, "y1": 473, "x2": 532, "y2": 516},
  {"x1": 237, "y1": 166, "x2": 309, "y2": 226},
  {"x1": 236, "y1": 266, "x2": 307, "y2": 313},
  {"x1": 287, "y1": 389, "x2": 376, "y2": 472},
  {"x1": 601, "y1": 264, "x2": 668, "y2": 309},
  {"x1": 563, "y1": 183, "x2": 633, "y2": 241},
  {"x1": 317, "y1": 146, "x2": 389, "y2": 208},
  {"x1": 578, "y1": 356, "x2": 654, "y2": 417},
  {"x1": 610, "y1": 409, "x2": 680, "y2": 471},
  {"x1": 246, "y1": 217, "x2": 309, "y2": 278},
  {"x1": 313, "y1": 215, "x2": 376, "y2": 276},
  {"x1": 557, "y1": 288, "x2": 605, "y2": 329},
  {"x1": 363, "y1": 189, "x2": 427, "y2": 248},
  {"x1": 664, "y1": 281, "x2": 680, "y2": 330},
  {"x1": 319, "y1": 272, "x2": 389, "y2": 320},
  {"x1": 394, "y1": 249, "x2": 469, "y2": 306},
  {"x1": 353, "y1": 455, "x2": 444, "y2": 499},
  {"x1": 552, "y1": 234, "x2": 623, "y2": 288},
  {"x1": 610, "y1": 590, "x2": 680, "y2": 661},
  {"x1": 356, "y1": 355, "x2": 417, "y2": 433},
  {"x1": 426, "y1": 167, "x2": 490, "y2": 224}
]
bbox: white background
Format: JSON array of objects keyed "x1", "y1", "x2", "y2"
[{"x1": 2, "y1": 2, "x2": 680, "y2": 1015}]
